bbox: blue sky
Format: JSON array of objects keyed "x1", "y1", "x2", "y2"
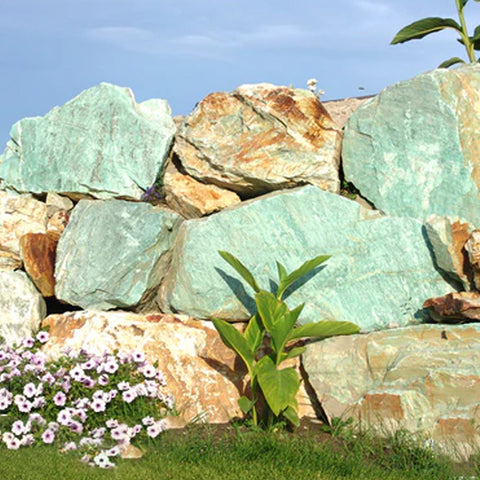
[{"x1": 2, "y1": 0, "x2": 480, "y2": 143}]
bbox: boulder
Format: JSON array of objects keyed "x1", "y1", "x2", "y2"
[
  {"x1": 163, "y1": 159, "x2": 241, "y2": 218},
  {"x1": 343, "y1": 65, "x2": 480, "y2": 224},
  {"x1": 0, "y1": 191, "x2": 47, "y2": 270},
  {"x1": 55, "y1": 199, "x2": 182, "y2": 310},
  {"x1": 20, "y1": 231, "x2": 59, "y2": 297},
  {"x1": 424, "y1": 215, "x2": 472, "y2": 289},
  {"x1": 45, "y1": 192, "x2": 73, "y2": 217},
  {"x1": 42, "y1": 310, "x2": 314, "y2": 423},
  {"x1": 174, "y1": 83, "x2": 341, "y2": 197},
  {"x1": 465, "y1": 229, "x2": 480, "y2": 290},
  {"x1": 423, "y1": 291, "x2": 480, "y2": 322},
  {"x1": 322, "y1": 95, "x2": 375, "y2": 129},
  {"x1": 302, "y1": 324, "x2": 480, "y2": 460},
  {"x1": 157, "y1": 186, "x2": 454, "y2": 332},
  {"x1": 0, "y1": 83, "x2": 175, "y2": 200},
  {"x1": 0, "y1": 270, "x2": 46, "y2": 345}
]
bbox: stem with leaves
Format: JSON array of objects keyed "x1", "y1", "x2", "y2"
[
  {"x1": 391, "y1": 0, "x2": 480, "y2": 68},
  {"x1": 211, "y1": 251, "x2": 359, "y2": 429}
]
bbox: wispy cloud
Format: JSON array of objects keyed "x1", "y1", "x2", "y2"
[{"x1": 87, "y1": 23, "x2": 322, "y2": 58}]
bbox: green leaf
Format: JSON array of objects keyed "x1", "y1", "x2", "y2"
[
  {"x1": 255, "y1": 291, "x2": 289, "y2": 333},
  {"x1": 276, "y1": 261, "x2": 288, "y2": 284},
  {"x1": 282, "y1": 406, "x2": 300, "y2": 427},
  {"x1": 276, "y1": 255, "x2": 330, "y2": 300},
  {"x1": 211, "y1": 318, "x2": 255, "y2": 375},
  {"x1": 244, "y1": 313, "x2": 265, "y2": 354},
  {"x1": 471, "y1": 25, "x2": 480, "y2": 50},
  {"x1": 256, "y1": 356, "x2": 300, "y2": 416},
  {"x1": 391, "y1": 18, "x2": 463, "y2": 45},
  {"x1": 438, "y1": 57, "x2": 466, "y2": 68},
  {"x1": 256, "y1": 292, "x2": 297, "y2": 359},
  {"x1": 238, "y1": 396, "x2": 256, "y2": 414},
  {"x1": 219, "y1": 251, "x2": 260, "y2": 293},
  {"x1": 281, "y1": 346, "x2": 307, "y2": 361},
  {"x1": 287, "y1": 320, "x2": 360, "y2": 342},
  {"x1": 460, "y1": 0, "x2": 469, "y2": 7}
]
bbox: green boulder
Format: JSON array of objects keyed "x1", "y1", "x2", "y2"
[
  {"x1": 157, "y1": 186, "x2": 454, "y2": 331},
  {"x1": 55, "y1": 199, "x2": 182, "y2": 310},
  {"x1": 343, "y1": 65, "x2": 480, "y2": 224},
  {"x1": 0, "y1": 83, "x2": 175, "y2": 199}
]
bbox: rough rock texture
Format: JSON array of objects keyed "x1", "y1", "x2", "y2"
[
  {"x1": 323, "y1": 95, "x2": 375, "y2": 129},
  {"x1": 45, "y1": 192, "x2": 73, "y2": 217},
  {"x1": 163, "y1": 159, "x2": 241, "y2": 218},
  {"x1": 424, "y1": 215, "x2": 472, "y2": 289},
  {"x1": 174, "y1": 83, "x2": 342, "y2": 197},
  {"x1": 423, "y1": 291, "x2": 480, "y2": 322},
  {"x1": 47, "y1": 210, "x2": 70, "y2": 236},
  {"x1": 343, "y1": 65, "x2": 480, "y2": 223},
  {"x1": 157, "y1": 186, "x2": 454, "y2": 331},
  {"x1": 20, "y1": 231, "x2": 59, "y2": 297},
  {"x1": 0, "y1": 192, "x2": 47, "y2": 270},
  {"x1": 302, "y1": 324, "x2": 480, "y2": 460},
  {"x1": 55, "y1": 199, "x2": 182, "y2": 310},
  {"x1": 0, "y1": 270, "x2": 46, "y2": 345},
  {"x1": 41, "y1": 310, "x2": 315, "y2": 423},
  {"x1": 465, "y1": 229, "x2": 480, "y2": 290},
  {"x1": 0, "y1": 83, "x2": 175, "y2": 200}
]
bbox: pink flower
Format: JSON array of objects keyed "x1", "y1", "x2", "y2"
[
  {"x1": 142, "y1": 364, "x2": 157, "y2": 378},
  {"x1": 131, "y1": 351, "x2": 145, "y2": 363},
  {"x1": 41, "y1": 429, "x2": 55, "y2": 444},
  {"x1": 36, "y1": 331, "x2": 49, "y2": 343},
  {"x1": 98, "y1": 374, "x2": 109, "y2": 386},
  {"x1": 5, "y1": 437, "x2": 20, "y2": 450},
  {"x1": 90, "y1": 399, "x2": 106, "y2": 413},
  {"x1": 122, "y1": 389, "x2": 137, "y2": 404},
  {"x1": 53, "y1": 391, "x2": 66, "y2": 407},
  {"x1": 22, "y1": 337, "x2": 35, "y2": 349}
]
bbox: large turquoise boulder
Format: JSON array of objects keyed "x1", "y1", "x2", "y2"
[
  {"x1": 0, "y1": 83, "x2": 175, "y2": 200},
  {"x1": 55, "y1": 200, "x2": 182, "y2": 310},
  {"x1": 343, "y1": 65, "x2": 480, "y2": 224},
  {"x1": 157, "y1": 186, "x2": 454, "y2": 331}
]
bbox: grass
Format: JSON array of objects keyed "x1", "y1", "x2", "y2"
[{"x1": 0, "y1": 423, "x2": 478, "y2": 480}]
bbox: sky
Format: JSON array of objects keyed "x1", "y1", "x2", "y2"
[{"x1": 2, "y1": 0, "x2": 480, "y2": 144}]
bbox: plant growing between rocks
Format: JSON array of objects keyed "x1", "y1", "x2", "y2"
[
  {"x1": 212, "y1": 251, "x2": 359, "y2": 428},
  {"x1": 391, "y1": 0, "x2": 480, "y2": 68}
]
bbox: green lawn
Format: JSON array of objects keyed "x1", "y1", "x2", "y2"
[{"x1": 0, "y1": 424, "x2": 476, "y2": 480}]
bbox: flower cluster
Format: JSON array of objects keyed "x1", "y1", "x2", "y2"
[
  {"x1": 0, "y1": 331, "x2": 175, "y2": 468},
  {"x1": 306, "y1": 78, "x2": 325, "y2": 98}
]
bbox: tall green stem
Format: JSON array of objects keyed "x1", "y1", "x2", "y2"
[{"x1": 457, "y1": 0, "x2": 476, "y2": 62}]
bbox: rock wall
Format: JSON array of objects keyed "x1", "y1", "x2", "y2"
[{"x1": 1, "y1": 71, "x2": 480, "y2": 459}]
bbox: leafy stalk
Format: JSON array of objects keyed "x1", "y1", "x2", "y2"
[
  {"x1": 391, "y1": 0, "x2": 480, "y2": 67},
  {"x1": 211, "y1": 251, "x2": 359, "y2": 429}
]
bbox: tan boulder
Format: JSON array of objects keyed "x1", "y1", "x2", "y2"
[
  {"x1": 303, "y1": 324, "x2": 480, "y2": 460},
  {"x1": 323, "y1": 95, "x2": 375, "y2": 129},
  {"x1": 174, "y1": 83, "x2": 341, "y2": 197},
  {"x1": 42, "y1": 311, "x2": 246, "y2": 423},
  {"x1": 41, "y1": 310, "x2": 315, "y2": 424},
  {"x1": 163, "y1": 159, "x2": 241, "y2": 218},
  {"x1": 0, "y1": 192, "x2": 47, "y2": 270},
  {"x1": 20, "y1": 231, "x2": 59, "y2": 297}
]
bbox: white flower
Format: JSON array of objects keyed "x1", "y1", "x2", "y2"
[
  {"x1": 307, "y1": 78, "x2": 318, "y2": 92},
  {"x1": 93, "y1": 452, "x2": 115, "y2": 469}
]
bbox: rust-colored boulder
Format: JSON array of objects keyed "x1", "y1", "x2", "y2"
[
  {"x1": 423, "y1": 291, "x2": 480, "y2": 322},
  {"x1": 174, "y1": 83, "x2": 342, "y2": 197},
  {"x1": 19, "y1": 231, "x2": 58, "y2": 297}
]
